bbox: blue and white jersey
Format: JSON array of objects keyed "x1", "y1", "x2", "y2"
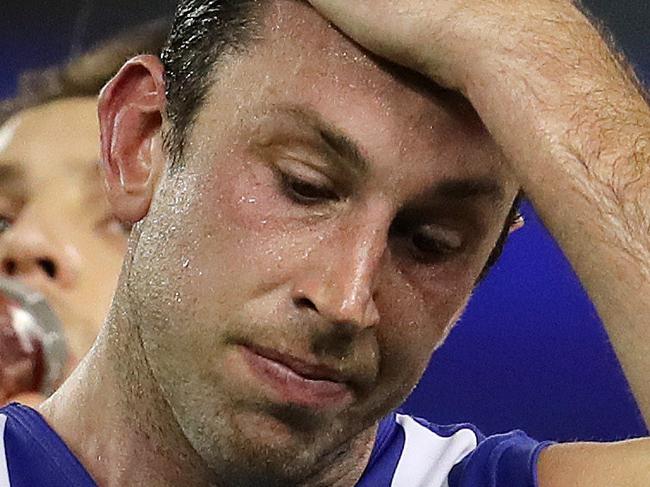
[
  {"x1": 0, "y1": 404, "x2": 95, "y2": 486},
  {"x1": 358, "y1": 412, "x2": 552, "y2": 487},
  {"x1": 0, "y1": 404, "x2": 552, "y2": 486}
]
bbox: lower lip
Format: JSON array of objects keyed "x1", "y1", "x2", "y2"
[{"x1": 238, "y1": 346, "x2": 354, "y2": 410}]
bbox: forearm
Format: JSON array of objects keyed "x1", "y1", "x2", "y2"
[
  {"x1": 306, "y1": 0, "x2": 650, "y2": 425},
  {"x1": 538, "y1": 437, "x2": 650, "y2": 486},
  {"x1": 458, "y1": 6, "x2": 650, "y2": 422}
]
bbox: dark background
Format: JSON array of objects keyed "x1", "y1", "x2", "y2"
[{"x1": 2, "y1": 0, "x2": 648, "y2": 442}]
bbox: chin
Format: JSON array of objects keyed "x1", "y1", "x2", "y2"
[
  {"x1": 190, "y1": 407, "x2": 343, "y2": 486},
  {"x1": 232, "y1": 407, "x2": 329, "y2": 452}
]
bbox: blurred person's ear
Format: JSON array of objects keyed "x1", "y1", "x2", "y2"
[
  {"x1": 509, "y1": 214, "x2": 525, "y2": 234},
  {"x1": 98, "y1": 55, "x2": 166, "y2": 225}
]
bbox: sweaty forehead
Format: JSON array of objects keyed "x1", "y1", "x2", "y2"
[
  {"x1": 195, "y1": 0, "x2": 513, "y2": 192},
  {"x1": 260, "y1": 1, "x2": 443, "y2": 107},
  {"x1": 257, "y1": 1, "x2": 484, "y2": 113}
]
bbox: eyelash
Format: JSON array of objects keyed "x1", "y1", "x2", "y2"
[
  {"x1": 273, "y1": 168, "x2": 463, "y2": 262},
  {"x1": 277, "y1": 171, "x2": 339, "y2": 205},
  {"x1": 391, "y1": 219, "x2": 463, "y2": 262},
  {"x1": 412, "y1": 231, "x2": 459, "y2": 259}
]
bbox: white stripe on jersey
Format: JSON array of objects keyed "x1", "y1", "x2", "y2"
[
  {"x1": 391, "y1": 414, "x2": 477, "y2": 487},
  {"x1": 0, "y1": 415, "x2": 11, "y2": 487}
]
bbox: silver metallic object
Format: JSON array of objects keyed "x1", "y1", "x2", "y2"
[{"x1": 0, "y1": 277, "x2": 69, "y2": 396}]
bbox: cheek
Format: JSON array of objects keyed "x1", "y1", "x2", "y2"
[
  {"x1": 157, "y1": 159, "x2": 296, "y2": 321},
  {"x1": 199, "y1": 155, "x2": 289, "y2": 254},
  {"x1": 372, "y1": 267, "x2": 474, "y2": 394},
  {"x1": 62, "y1": 225, "x2": 123, "y2": 303},
  {"x1": 192, "y1": 153, "x2": 332, "y2": 286}
]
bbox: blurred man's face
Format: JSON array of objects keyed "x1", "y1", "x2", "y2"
[
  {"x1": 0, "y1": 98, "x2": 127, "y2": 365},
  {"x1": 124, "y1": 1, "x2": 518, "y2": 483}
]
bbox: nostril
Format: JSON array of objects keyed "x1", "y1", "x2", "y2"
[
  {"x1": 37, "y1": 258, "x2": 57, "y2": 279},
  {"x1": 294, "y1": 296, "x2": 318, "y2": 312},
  {"x1": 2, "y1": 259, "x2": 17, "y2": 276}
]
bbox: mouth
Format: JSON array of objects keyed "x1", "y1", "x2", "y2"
[
  {"x1": 2, "y1": 277, "x2": 61, "y2": 311},
  {"x1": 237, "y1": 344, "x2": 355, "y2": 410}
]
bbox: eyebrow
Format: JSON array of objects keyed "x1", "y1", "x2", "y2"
[
  {"x1": 269, "y1": 105, "x2": 506, "y2": 205},
  {"x1": 271, "y1": 105, "x2": 370, "y2": 179},
  {"x1": 434, "y1": 177, "x2": 505, "y2": 204}
]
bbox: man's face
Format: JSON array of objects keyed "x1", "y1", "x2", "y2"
[
  {"x1": 126, "y1": 1, "x2": 518, "y2": 482},
  {"x1": 0, "y1": 98, "x2": 127, "y2": 365}
]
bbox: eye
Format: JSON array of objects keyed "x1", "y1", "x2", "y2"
[
  {"x1": 411, "y1": 226, "x2": 463, "y2": 258},
  {"x1": 391, "y1": 216, "x2": 464, "y2": 262},
  {"x1": 0, "y1": 215, "x2": 13, "y2": 235},
  {"x1": 279, "y1": 171, "x2": 339, "y2": 205}
]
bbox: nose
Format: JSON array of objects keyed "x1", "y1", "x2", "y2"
[
  {"x1": 0, "y1": 208, "x2": 79, "y2": 288},
  {"x1": 293, "y1": 209, "x2": 390, "y2": 331}
]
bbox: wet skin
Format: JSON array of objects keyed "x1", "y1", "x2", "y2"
[
  {"x1": 31, "y1": 2, "x2": 521, "y2": 486},
  {"x1": 107, "y1": 2, "x2": 519, "y2": 484},
  {"x1": 0, "y1": 98, "x2": 127, "y2": 370}
]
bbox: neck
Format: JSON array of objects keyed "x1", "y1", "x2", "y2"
[
  {"x1": 38, "y1": 305, "x2": 377, "y2": 487},
  {"x1": 39, "y1": 302, "x2": 216, "y2": 486}
]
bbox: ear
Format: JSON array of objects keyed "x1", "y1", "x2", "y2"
[
  {"x1": 509, "y1": 213, "x2": 525, "y2": 234},
  {"x1": 98, "y1": 55, "x2": 167, "y2": 224}
]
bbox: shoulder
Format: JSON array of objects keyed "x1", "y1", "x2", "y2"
[
  {"x1": 360, "y1": 411, "x2": 553, "y2": 487},
  {"x1": 0, "y1": 403, "x2": 96, "y2": 486}
]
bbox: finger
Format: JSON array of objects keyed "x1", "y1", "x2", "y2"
[
  {"x1": 306, "y1": 0, "x2": 375, "y2": 29},
  {"x1": 304, "y1": 0, "x2": 445, "y2": 83},
  {"x1": 305, "y1": 0, "x2": 389, "y2": 54}
]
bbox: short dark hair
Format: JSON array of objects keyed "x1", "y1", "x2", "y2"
[
  {"x1": 0, "y1": 18, "x2": 171, "y2": 126},
  {"x1": 161, "y1": 0, "x2": 266, "y2": 163}
]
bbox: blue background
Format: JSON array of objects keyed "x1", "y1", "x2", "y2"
[{"x1": 1, "y1": 0, "x2": 648, "y2": 443}]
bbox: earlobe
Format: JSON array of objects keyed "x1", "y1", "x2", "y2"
[{"x1": 98, "y1": 55, "x2": 167, "y2": 224}]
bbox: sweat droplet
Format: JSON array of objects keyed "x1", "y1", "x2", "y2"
[{"x1": 239, "y1": 196, "x2": 258, "y2": 204}]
